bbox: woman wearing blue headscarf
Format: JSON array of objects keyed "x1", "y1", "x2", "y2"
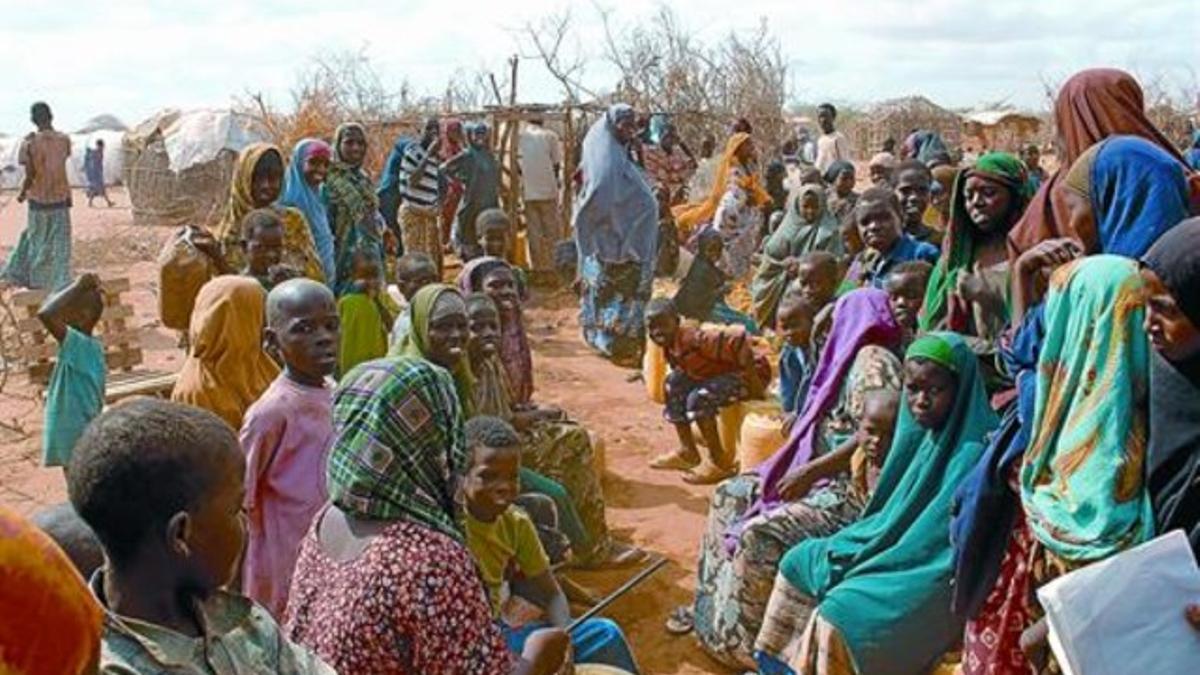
[
  {"x1": 280, "y1": 138, "x2": 336, "y2": 282},
  {"x1": 573, "y1": 104, "x2": 659, "y2": 366}
]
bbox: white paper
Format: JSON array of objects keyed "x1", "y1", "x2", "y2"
[{"x1": 1037, "y1": 530, "x2": 1200, "y2": 674}]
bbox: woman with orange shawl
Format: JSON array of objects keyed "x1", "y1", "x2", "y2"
[
  {"x1": 674, "y1": 132, "x2": 773, "y2": 279},
  {"x1": 1007, "y1": 68, "x2": 1199, "y2": 261},
  {"x1": 0, "y1": 505, "x2": 104, "y2": 675},
  {"x1": 171, "y1": 275, "x2": 280, "y2": 430}
]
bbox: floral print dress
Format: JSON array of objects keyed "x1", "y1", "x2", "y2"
[{"x1": 713, "y1": 164, "x2": 765, "y2": 280}]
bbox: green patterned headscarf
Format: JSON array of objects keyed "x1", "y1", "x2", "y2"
[
  {"x1": 919, "y1": 152, "x2": 1030, "y2": 332},
  {"x1": 390, "y1": 284, "x2": 476, "y2": 417},
  {"x1": 1021, "y1": 255, "x2": 1153, "y2": 562},
  {"x1": 327, "y1": 356, "x2": 467, "y2": 541}
]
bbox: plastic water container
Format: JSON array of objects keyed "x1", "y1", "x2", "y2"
[
  {"x1": 643, "y1": 337, "x2": 667, "y2": 404},
  {"x1": 738, "y1": 399, "x2": 786, "y2": 470}
]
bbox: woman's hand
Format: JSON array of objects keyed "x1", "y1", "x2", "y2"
[{"x1": 777, "y1": 464, "x2": 819, "y2": 502}]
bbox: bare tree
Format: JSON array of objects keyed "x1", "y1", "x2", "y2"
[{"x1": 517, "y1": 9, "x2": 599, "y2": 105}]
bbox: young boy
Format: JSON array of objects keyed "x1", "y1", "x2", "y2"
[
  {"x1": 478, "y1": 208, "x2": 532, "y2": 292},
  {"x1": 815, "y1": 103, "x2": 851, "y2": 174},
  {"x1": 893, "y1": 160, "x2": 940, "y2": 245},
  {"x1": 461, "y1": 415, "x2": 640, "y2": 672},
  {"x1": 790, "y1": 251, "x2": 840, "y2": 317},
  {"x1": 673, "y1": 229, "x2": 757, "y2": 333},
  {"x1": 337, "y1": 246, "x2": 394, "y2": 375},
  {"x1": 647, "y1": 299, "x2": 770, "y2": 484},
  {"x1": 240, "y1": 208, "x2": 295, "y2": 290},
  {"x1": 240, "y1": 278, "x2": 339, "y2": 619},
  {"x1": 776, "y1": 291, "x2": 818, "y2": 421},
  {"x1": 842, "y1": 187, "x2": 939, "y2": 292},
  {"x1": 67, "y1": 398, "x2": 334, "y2": 673},
  {"x1": 38, "y1": 272, "x2": 105, "y2": 473},
  {"x1": 389, "y1": 251, "x2": 439, "y2": 349},
  {"x1": 848, "y1": 389, "x2": 902, "y2": 501},
  {"x1": 882, "y1": 260, "x2": 933, "y2": 346}
]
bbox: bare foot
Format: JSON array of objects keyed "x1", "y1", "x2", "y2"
[
  {"x1": 650, "y1": 450, "x2": 700, "y2": 471},
  {"x1": 682, "y1": 462, "x2": 736, "y2": 485}
]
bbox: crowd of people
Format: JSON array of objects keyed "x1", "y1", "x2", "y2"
[{"x1": 2, "y1": 64, "x2": 1200, "y2": 674}]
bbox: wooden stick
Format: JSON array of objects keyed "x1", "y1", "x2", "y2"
[{"x1": 566, "y1": 556, "x2": 668, "y2": 634}]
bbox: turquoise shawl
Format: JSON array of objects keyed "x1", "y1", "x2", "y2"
[{"x1": 779, "y1": 332, "x2": 998, "y2": 674}]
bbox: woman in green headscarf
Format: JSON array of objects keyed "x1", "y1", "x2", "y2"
[
  {"x1": 390, "y1": 283, "x2": 476, "y2": 416},
  {"x1": 750, "y1": 184, "x2": 843, "y2": 328},
  {"x1": 919, "y1": 154, "x2": 1031, "y2": 346},
  {"x1": 755, "y1": 332, "x2": 999, "y2": 674}
]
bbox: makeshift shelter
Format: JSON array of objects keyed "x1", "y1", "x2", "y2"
[
  {"x1": 961, "y1": 110, "x2": 1043, "y2": 154},
  {"x1": 122, "y1": 109, "x2": 269, "y2": 227},
  {"x1": 847, "y1": 96, "x2": 962, "y2": 158}
]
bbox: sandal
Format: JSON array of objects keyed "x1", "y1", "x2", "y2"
[
  {"x1": 682, "y1": 462, "x2": 737, "y2": 485},
  {"x1": 650, "y1": 451, "x2": 700, "y2": 471},
  {"x1": 665, "y1": 606, "x2": 694, "y2": 635}
]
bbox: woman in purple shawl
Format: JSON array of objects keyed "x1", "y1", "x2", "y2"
[{"x1": 669, "y1": 288, "x2": 904, "y2": 669}]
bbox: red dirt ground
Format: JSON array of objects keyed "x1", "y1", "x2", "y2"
[{"x1": 0, "y1": 188, "x2": 734, "y2": 674}]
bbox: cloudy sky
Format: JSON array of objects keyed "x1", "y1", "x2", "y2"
[{"x1": 2, "y1": 0, "x2": 1195, "y2": 134}]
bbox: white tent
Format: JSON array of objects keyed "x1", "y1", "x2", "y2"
[{"x1": 0, "y1": 127, "x2": 127, "y2": 190}]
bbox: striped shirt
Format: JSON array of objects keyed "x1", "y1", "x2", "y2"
[{"x1": 399, "y1": 143, "x2": 441, "y2": 210}]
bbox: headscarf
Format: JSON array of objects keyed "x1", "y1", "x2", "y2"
[
  {"x1": 326, "y1": 357, "x2": 467, "y2": 542},
  {"x1": 214, "y1": 142, "x2": 276, "y2": 250},
  {"x1": 730, "y1": 288, "x2": 902, "y2": 544},
  {"x1": 821, "y1": 159, "x2": 854, "y2": 186},
  {"x1": 905, "y1": 130, "x2": 950, "y2": 165},
  {"x1": 672, "y1": 132, "x2": 772, "y2": 235},
  {"x1": 868, "y1": 152, "x2": 896, "y2": 170},
  {"x1": 1086, "y1": 135, "x2": 1192, "y2": 258},
  {"x1": 750, "y1": 184, "x2": 841, "y2": 327},
  {"x1": 1008, "y1": 68, "x2": 1198, "y2": 260},
  {"x1": 390, "y1": 284, "x2": 476, "y2": 417},
  {"x1": 919, "y1": 152, "x2": 1030, "y2": 332},
  {"x1": 1020, "y1": 256, "x2": 1153, "y2": 562},
  {"x1": 440, "y1": 118, "x2": 464, "y2": 159},
  {"x1": 780, "y1": 332, "x2": 999, "y2": 675},
  {"x1": 572, "y1": 104, "x2": 659, "y2": 280},
  {"x1": 456, "y1": 257, "x2": 533, "y2": 404},
  {"x1": 170, "y1": 276, "x2": 280, "y2": 430},
  {"x1": 1142, "y1": 218, "x2": 1200, "y2": 556},
  {"x1": 280, "y1": 138, "x2": 336, "y2": 281},
  {"x1": 0, "y1": 506, "x2": 103, "y2": 675}
]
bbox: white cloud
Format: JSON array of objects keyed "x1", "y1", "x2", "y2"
[{"x1": 0, "y1": 0, "x2": 1195, "y2": 134}]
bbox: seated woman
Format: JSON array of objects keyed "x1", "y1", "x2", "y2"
[
  {"x1": 170, "y1": 275, "x2": 280, "y2": 430},
  {"x1": 756, "y1": 332, "x2": 999, "y2": 675},
  {"x1": 919, "y1": 153, "x2": 1032, "y2": 354},
  {"x1": 284, "y1": 357, "x2": 570, "y2": 673},
  {"x1": 840, "y1": 188, "x2": 939, "y2": 293},
  {"x1": 668, "y1": 288, "x2": 904, "y2": 669},
  {"x1": 211, "y1": 143, "x2": 325, "y2": 283},
  {"x1": 672, "y1": 229, "x2": 758, "y2": 333},
  {"x1": 750, "y1": 184, "x2": 843, "y2": 328},
  {"x1": 396, "y1": 283, "x2": 642, "y2": 569}
]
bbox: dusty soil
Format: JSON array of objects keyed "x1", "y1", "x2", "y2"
[{"x1": 0, "y1": 188, "x2": 732, "y2": 674}]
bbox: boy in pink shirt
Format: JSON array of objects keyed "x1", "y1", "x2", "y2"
[{"x1": 240, "y1": 278, "x2": 339, "y2": 618}]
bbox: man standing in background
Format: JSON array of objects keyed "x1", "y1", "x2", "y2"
[
  {"x1": 519, "y1": 117, "x2": 562, "y2": 277},
  {"x1": 3, "y1": 102, "x2": 73, "y2": 290}
]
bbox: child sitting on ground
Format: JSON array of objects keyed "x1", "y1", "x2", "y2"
[
  {"x1": 240, "y1": 279, "x2": 339, "y2": 619},
  {"x1": 841, "y1": 187, "x2": 939, "y2": 292},
  {"x1": 337, "y1": 246, "x2": 394, "y2": 375},
  {"x1": 38, "y1": 272, "x2": 105, "y2": 474},
  {"x1": 67, "y1": 398, "x2": 334, "y2": 673},
  {"x1": 240, "y1": 208, "x2": 301, "y2": 290},
  {"x1": 673, "y1": 228, "x2": 758, "y2": 333},
  {"x1": 882, "y1": 260, "x2": 934, "y2": 347},
  {"x1": 848, "y1": 389, "x2": 902, "y2": 500},
  {"x1": 776, "y1": 291, "x2": 818, "y2": 432},
  {"x1": 461, "y1": 415, "x2": 641, "y2": 673},
  {"x1": 647, "y1": 298, "x2": 771, "y2": 484}
]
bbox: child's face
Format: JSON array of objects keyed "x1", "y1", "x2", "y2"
[
  {"x1": 794, "y1": 262, "x2": 837, "y2": 311},
  {"x1": 647, "y1": 311, "x2": 680, "y2": 347},
  {"x1": 482, "y1": 268, "x2": 519, "y2": 314},
  {"x1": 894, "y1": 169, "x2": 931, "y2": 225},
  {"x1": 869, "y1": 165, "x2": 892, "y2": 187},
  {"x1": 467, "y1": 305, "x2": 501, "y2": 361},
  {"x1": 481, "y1": 227, "x2": 509, "y2": 259},
  {"x1": 817, "y1": 109, "x2": 835, "y2": 134},
  {"x1": 398, "y1": 264, "x2": 438, "y2": 301},
  {"x1": 799, "y1": 192, "x2": 821, "y2": 223},
  {"x1": 834, "y1": 169, "x2": 856, "y2": 197},
  {"x1": 964, "y1": 174, "x2": 1015, "y2": 233},
  {"x1": 303, "y1": 154, "x2": 330, "y2": 187},
  {"x1": 245, "y1": 224, "x2": 284, "y2": 275},
  {"x1": 353, "y1": 257, "x2": 383, "y2": 295},
  {"x1": 776, "y1": 301, "x2": 813, "y2": 348},
  {"x1": 858, "y1": 395, "x2": 899, "y2": 459},
  {"x1": 904, "y1": 358, "x2": 957, "y2": 431},
  {"x1": 462, "y1": 444, "x2": 521, "y2": 523},
  {"x1": 856, "y1": 202, "x2": 901, "y2": 253},
  {"x1": 250, "y1": 154, "x2": 283, "y2": 207},
  {"x1": 181, "y1": 451, "x2": 247, "y2": 592},
  {"x1": 1141, "y1": 267, "x2": 1200, "y2": 362},
  {"x1": 885, "y1": 272, "x2": 926, "y2": 331},
  {"x1": 269, "y1": 289, "x2": 339, "y2": 380},
  {"x1": 426, "y1": 293, "x2": 469, "y2": 369}
]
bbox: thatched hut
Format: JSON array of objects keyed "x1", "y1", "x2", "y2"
[
  {"x1": 961, "y1": 110, "x2": 1043, "y2": 154},
  {"x1": 847, "y1": 96, "x2": 962, "y2": 158},
  {"x1": 122, "y1": 109, "x2": 268, "y2": 227}
]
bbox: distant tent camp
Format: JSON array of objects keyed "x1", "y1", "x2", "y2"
[
  {"x1": 0, "y1": 113, "x2": 129, "y2": 190},
  {"x1": 846, "y1": 96, "x2": 963, "y2": 158},
  {"x1": 961, "y1": 109, "x2": 1043, "y2": 154},
  {"x1": 122, "y1": 109, "x2": 269, "y2": 227}
]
